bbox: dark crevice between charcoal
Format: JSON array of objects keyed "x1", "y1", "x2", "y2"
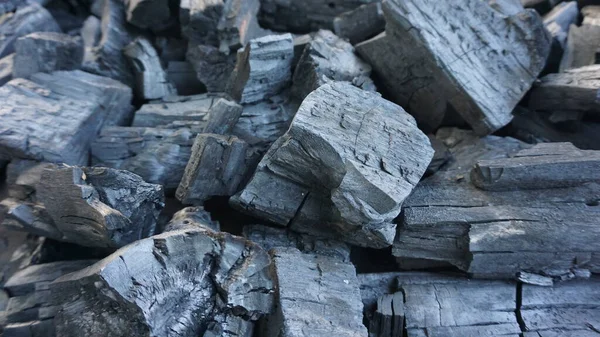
[
  {"x1": 516, "y1": 282, "x2": 527, "y2": 335},
  {"x1": 351, "y1": 246, "x2": 397, "y2": 274},
  {"x1": 203, "y1": 196, "x2": 266, "y2": 235}
]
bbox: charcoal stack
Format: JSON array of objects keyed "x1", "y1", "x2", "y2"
[{"x1": 1, "y1": 0, "x2": 600, "y2": 336}]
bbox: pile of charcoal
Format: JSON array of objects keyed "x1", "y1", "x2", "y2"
[{"x1": 1, "y1": 0, "x2": 600, "y2": 336}]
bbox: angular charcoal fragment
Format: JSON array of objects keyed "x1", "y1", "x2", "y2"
[
  {"x1": 186, "y1": 43, "x2": 237, "y2": 92},
  {"x1": 292, "y1": 30, "x2": 373, "y2": 101},
  {"x1": 51, "y1": 227, "x2": 274, "y2": 337},
  {"x1": 125, "y1": 0, "x2": 171, "y2": 30},
  {"x1": 91, "y1": 126, "x2": 197, "y2": 192},
  {"x1": 176, "y1": 134, "x2": 250, "y2": 205},
  {"x1": 259, "y1": 247, "x2": 367, "y2": 337},
  {"x1": 358, "y1": 0, "x2": 551, "y2": 134},
  {"x1": 517, "y1": 271, "x2": 554, "y2": 286},
  {"x1": 232, "y1": 82, "x2": 433, "y2": 248},
  {"x1": 258, "y1": 0, "x2": 378, "y2": 33},
  {"x1": 0, "y1": 4, "x2": 60, "y2": 59},
  {"x1": 35, "y1": 166, "x2": 164, "y2": 248},
  {"x1": 333, "y1": 3, "x2": 385, "y2": 45},
  {"x1": 560, "y1": 23, "x2": 600, "y2": 71},
  {"x1": 13, "y1": 32, "x2": 83, "y2": 79},
  {"x1": 123, "y1": 38, "x2": 175, "y2": 100},
  {"x1": 542, "y1": 1, "x2": 578, "y2": 48},
  {"x1": 0, "y1": 53, "x2": 14, "y2": 85},
  {"x1": 369, "y1": 292, "x2": 404, "y2": 337},
  {"x1": 164, "y1": 206, "x2": 219, "y2": 231},
  {"x1": 227, "y1": 34, "x2": 294, "y2": 104},
  {"x1": 0, "y1": 71, "x2": 133, "y2": 164},
  {"x1": 582, "y1": 5, "x2": 600, "y2": 26}
]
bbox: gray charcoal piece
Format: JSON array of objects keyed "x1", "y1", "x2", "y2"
[
  {"x1": 0, "y1": 4, "x2": 60, "y2": 59},
  {"x1": 83, "y1": 0, "x2": 135, "y2": 87},
  {"x1": 203, "y1": 313, "x2": 254, "y2": 337},
  {"x1": 333, "y1": 3, "x2": 385, "y2": 45},
  {"x1": 176, "y1": 134, "x2": 249, "y2": 205},
  {"x1": 0, "y1": 53, "x2": 14, "y2": 85},
  {"x1": 582, "y1": 5, "x2": 600, "y2": 26},
  {"x1": 517, "y1": 271, "x2": 554, "y2": 286},
  {"x1": 542, "y1": 1, "x2": 578, "y2": 48},
  {"x1": 292, "y1": 30, "x2": 373, "y2": 101},
  {"x1": 123, "y1": 38, "x2": 175, "y2": 100},
  {"x1": 51, "y1": 227, "x2": 274, "y2": 337},
  {"x1": 164, "y1": 206, "x2": 219, "y2": 231},
  {"x1": 125, "y1": 0, "x2": 170, "y2": 30},
  {"x1": 259, "y1": 247, "x2": 367, "y2": 337},
  {"x1": 243, "y1": 224, "x2": 350, "y2": 262},
  {"x1": 258, "y1": 0, "x2": 378, "y2": 33},
  {"x1": 560, "y1": 24, "x2": 600, "y2": 71},
  {"x1": 4, "y1": 260, "x2": 96, "y2": 296},
  {"x1": 166, "y1": 61, "x2": 206, "y2": 95},
  {"x1": 0, "y1": 70, "x2": 133, "y2": 165},
  {"x1": 1, "y1": 198, "x2": 61, "y2": 239},
  {"x1": 232, "y1": 82, "x2": 433, "y2": 248},
  {"x1": 369, "y1": 292, "x2": 404, "y2": 337},
  {"x1": 13, "y1": 32, "x2": 83, "y2": 79},
  {"x1": 529, "y1": 64, "x2": 600, "y2": 117},
  {"x1": 357, "y1": 272, "x2": 403, "y2": 316},
  {"x1": 186, "y1": 43, "x2": 237, "y2": 92},
  {"x1": 35, "y1": 166, "x2": 164, "y2": 248},
  {"x1": 520, "y1": 278, "x2": 600, "y2": 336},
  {"x1": 357, "y1": 0, "x2": 551, "y2": 135},
  {"x1": 91, "y1": 126, "x2": 197, "y2": 191},
  {"x1": 132, "y1": 93, "x2": 240, "y2": 130},
  {"x1": 227, "y1": 33, "x2": 294, "y2": 104}
]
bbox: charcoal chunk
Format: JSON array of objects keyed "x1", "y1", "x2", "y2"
[
  {"x1": 333, "y1": 3, "x2": 385, "y2": 45},
  {"x1": 186, "y1": 43, "x2": 236, "y2": 92},
  {"x1": 560, "y1": 24, "x2": 600, "y2": 71},
  {"x1": 123, "y1": 38, "x2": 175, "y2": 100},
  {"x1": 13, "y1": 32, "x2": 83, "y2": 79},
  {"x1": 0, "y1": 4, "x2": 60, "y2": 59},
  {"x1": 125, "y1": 0, "x2": 171, "y2": 30},
  {"x1": 164, "y1": 206, "x2": 219, "y2": 231},
  {"x1": 0, "y1": 53, "x2": 14, "y2": 85}
]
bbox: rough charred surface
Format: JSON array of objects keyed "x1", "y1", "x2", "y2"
[
  {"x1": 425, "y1": 135, "x2": 452, "y2": 176},
  {"x1": 0, "y1": 4, "x2": 60, "y2": 59},
  {"x1": 258, "y1": 0, "x2": 378, "y2": 33},
  {"x1": 180, "y1": 0, "x2": 222, "y2": 47},
  {"x1": 543, "y1": 2, "x2": 578, "y2": 45},
  {"x1": 559, "y1": 24, "x2": 600, "y2": 71},
  {"x1": 582, "y1": 5, "x2": 600, "y2": 26},
  {"x1": 395, "y1": 135, "x2": 600, "y2": 280},
  {"x1": 166, "y1": 61, "x2": 206, "y2": 95},
  {"x1": 34, "y1": 166, "x2": 164, "y2": 248},
  {"x1": 259, "y1": 247, "x2": 367, "y2": 337},
  {"x1": 357, "y1": 272, "x2": 401, "y2": 317},
  {"x1": 132, "y1": 93, "x2": 241, "y2": 131},
  {"x1": 0, "y1": 71, "x2": 133, "y2": 165},
  {"x1": 358, "y1": 0, "x2": 551, "y2": 135},
  {"x1": 123, "y1": 38, "x2": 175, "y2": 100},
  {"x1": 125, "y1": 0, "x2": 171, "y2": 30},
  {"x1": 176, "y1": 134, "x2": 250, "y2": 205},
  {"x1": 520, "y1": 277, "x2": 600, "y2": 336},
  {"x1": 91, "y1": 126, "x2": 197, "y2": 191},
  {"x1": 529, "y1": 65, "x2": 600, "y2": 121},
  {"x1": 395, "y1": 272, "x2": 521, "y2": 337},
  {"x1": 186, "y1": 43, "x2": 237, "y2": 92},
  {"x1": 0, "y1": 53, "x2": 14, "y2": 85},
  {"x1": 83, "y1": 0, "x2": 135, "y2": 87},
  {"x1": 13, "y1": 32, "x2": 83, "y2": 79},
  {"x1": 369, "y1": 292, "x2": 404, "y2": 337},
  {"x1": 51, "y1": 227, "x2": 274, "y2": 337},
  {"x1": 227, "y1": 34, "x2": 294, "y2": 104},
  {"x1": 163, "y1": 206, "x2": 220, "y2": 231},
  {"x1": 232, "y1": 82, "x2": 433, "y2": 248},
  {"x1": 292, "y1": 30, "x2": 373, "y2": 101},
  {"x1": 333, "y1": 3, "x2": 385, "y2": 45},
  {"x1": 243, "y1": 224, "x2": 350, "y2": 262},
  {"x1": 1, "y1": 260, "x2": 96, "y2": 336}
]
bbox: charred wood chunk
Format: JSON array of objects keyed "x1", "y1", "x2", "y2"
[
  {"x1": 35, "y1": 166, "x2": 164, "y2": 248},
  {"x1": 292, "y1": 30, "x2": 373, "y2": 101},
  {"x1": 0, "y1": 71, "x2": 132, "y2": 165},
  {"x1": 91, "y1": 127, "x2": 197, "y2": 192},
  {"x1": 123, "y1": 38, "x2": 175, "y2": 100},
  {"x1": 0, "y1": 4, "x2": 60, "y2": 59},
  {"x1": 131, "y1": 93, "x2": 240, "y2": 130},
  {"x1": 82, "y1": 0, "x2": 135, "y2": 87},
  {"x1": 259, "y1": 247, "x2": 367, "y2": 337},
  {"x1": 358, "y1": 0, "x2": 551, "y2": 135},
  {"x1": 560, "y1": 24, "x2": 600, "y2": 71},
  {"x1": 542, "y1": 1, "x2": 578, "y2": 49},
  {"x1": 164, "y1": 206, "x2": 219, "y2": 231},
  {"x1": 125, "y1": 0, "x2": 171, "y2": 30},
  {"x1": 232, "y1": 82, "x2": 433, "y2": 248},
  {"x1": 51, "y1": 227, "x2": 274, "y2": 337},
  {"x1": 176, "y1": 134, "x2": 250, "y2": 205},
  {"x1": 369, "y1": 292, "x2": 404, "y2": 337},
  {"x1": 186, "y1": 43, "x2": 236, "y2": 92},
  {"x1": 520, "y1": 278, "x2": 600, "y2": 336},
  {"x1": 258, "y1": 0, "x2": 378, "y2": 33},
  {"x1": 333, "y1": 3, "x2": 385, "y2": 45},
  {"x1": 227, "y1": 34, "x2": 294, "y2": 104},
  {"x1": 582, "y1": 5, "x2": 600, "y2": 26},
  {"x1": 0, "y1": 53, "x2": 14, "y2": 86},
  {"x1": 243, "y1": 224, "x2": 350, "y2": 262},
  {"x1": 13, "y1": 32, "x2": 83, "y2": 79},
  {"x1": 166, "y1": 61, "x2": 206, "y2": 95}
]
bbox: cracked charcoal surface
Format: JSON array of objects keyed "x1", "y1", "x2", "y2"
[{"x1": 13, "y1": 32, "x2": 83, "y2": 79}]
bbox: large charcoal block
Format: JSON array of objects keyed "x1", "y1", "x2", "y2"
[
  {"x1": 232, "y1": 82, "x2": 433, "y2": 248},
  {"x1": 0, "y1": 4, "x2": 60, "y2": 59},
  {"x1": 124, "y1": 38, "x2": 175, "y2": 100},
  {"x1": 13, "y1": 32, "x2": 83, "y2": 79}
]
